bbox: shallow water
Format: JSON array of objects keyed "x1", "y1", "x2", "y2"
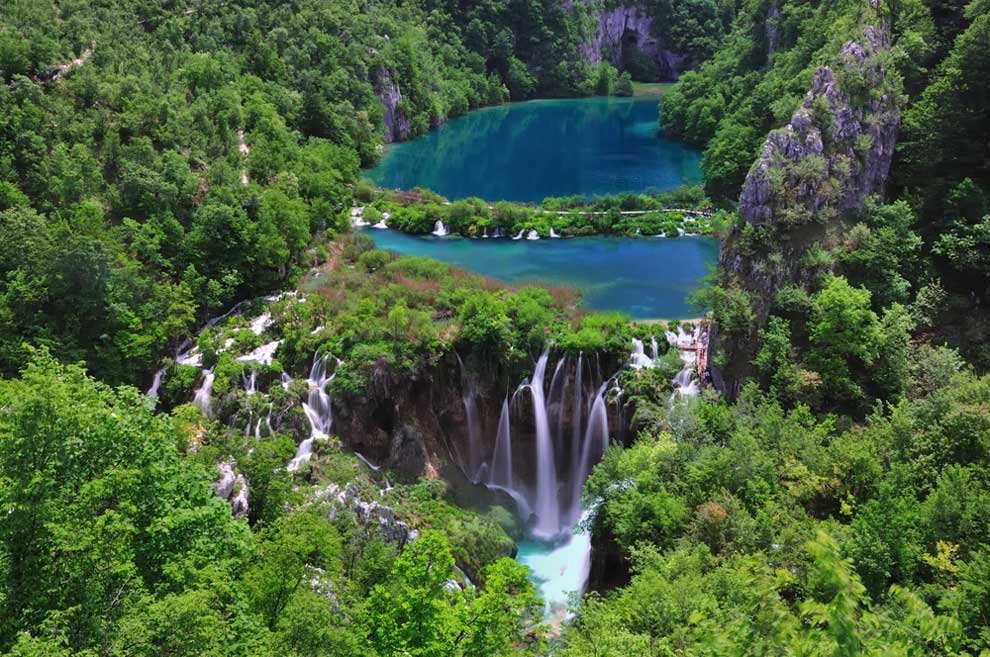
[
  {"x1": 516, "y1": 529, "x2": 592, "y2": 615},
  {"x1": 365, "y1": 229, "x2": 717, "y2": 318},
  {"x1": 365, "y1": 97, "x2": 702, "y2": 202}
]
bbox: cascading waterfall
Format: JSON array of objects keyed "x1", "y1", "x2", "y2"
[
  {"x1": 432, "y1": 220, "x2": 449, "y2": 237},
  {"x1": 193, "y1": 370, "x2": 215, "y2": 418},
  {"x1": 571, "y1": 381, "x2": 609, "y2": 523},
  {"x1": 571, "y1": 352, "x2": 584, "y2": 479},
  {"x1": 243, "y1": 369, "x2": 257, "y2": 395},
  {"x1": 489, "y1": 398, "x2": 513, "y2": 489},
  {"x1": 281, "y1": 372, "x2": 293, "y2": 390},
  {"x1": 146, "y1": 368, "x2": 165, "y2": 397},
  {"x1": 547, "y1": 356, "x2": 569, "y2": 457},
  {"x1": 455, "y1": 349, "x2": 619, "y2": 612},
  {"x1": 524, "y1": 350, "x2": 559, "y2": 539},
  {"x1": 288, "y1": 353, "x2": 336, "y2": 471}
]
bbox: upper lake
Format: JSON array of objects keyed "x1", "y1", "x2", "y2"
[{"x1": 365, "y1": 96, "x2": 702, "y2": 202}]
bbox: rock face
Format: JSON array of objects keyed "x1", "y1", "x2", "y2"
[
  {"x1": 215, "y1": 461, "x2": 250, "y2": 519},
  {"x1": 738, "y1": 26, "x2": 898, "y2": 227},
  {"x1": 315, "y1": 483, "x2": 417, "y2": 546},
  {"x1": 579, "y1": 4, "x2": 686, "y2": 80},
  {"x1": 710, "y1": 24, "x2": 900, "y2": 393},
  {"x1": 765, "y1": 5, "x2": 782, "y2": 56},
  {"x1": 376, "y1": 68, "x2": 412, "y2": 144}
]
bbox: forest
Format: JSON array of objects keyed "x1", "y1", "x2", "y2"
[{"x1": 1, "y1": 0, "x2": 990, "y2": 656}]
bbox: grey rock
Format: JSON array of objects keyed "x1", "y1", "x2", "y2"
[
  {"x1": 376, "y1": 67, "x2": 412, "y2": 144},
  {"x1": 315, "y1": 483, "x2": 417, "y2": 547},
  {"x1": 578, "y1": 4, "x2": 686, "y2": 80},
  {"x1": 215, "y1": 461, "x2": 250, "y2": 519},
  {"x1": 765, "y1": 5, "x2": 782, "y2": 55}
]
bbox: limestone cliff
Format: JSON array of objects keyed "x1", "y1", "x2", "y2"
[
  {"x1": 578, "y1": 4, "x2": 686, "y2": 80},
  {"x1": 375, "y1": 67, "x2": 412, "y2": 144},
  {"x1": 709, "y1": 21, "x2": 900, "y2": 394}
]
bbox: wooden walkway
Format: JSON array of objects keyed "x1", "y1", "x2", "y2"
[{"x1": 675, "y1": 320, "x2": 711, "y2": 381}]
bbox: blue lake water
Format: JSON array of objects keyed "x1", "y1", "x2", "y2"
[
  {"x1": 364, "y1": 229, "x2": 717, "y2": 318},
  {"x1": 365, "y1": 97, "x2": 702, "y2": 203}
]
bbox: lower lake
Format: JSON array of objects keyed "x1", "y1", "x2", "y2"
[
  {"x1": 365, "y1": 96, "x2": 702, "y2": 203},
  {"x1": 364, "y1": 229, "x2": 717, "y2": 319}
]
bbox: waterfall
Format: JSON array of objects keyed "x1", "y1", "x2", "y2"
[
  {"x1": 193, "y1": 369, "x2": 215, "y2": 418},
  {"x1": 281, "y1": 372, "x2": 292, "y2": 390},
  {"x1": 146, "y1": 368, "x2": 165, "y2": 397},
  {"x1": 650, "y1": 336, "x2": 659, "y2": 360},
  {"x1": 547, "y1": 356, "x2": 569, "y2": 456},
  {"x1": 571, "y1": 382, "x2": 609, "y2": 522},
  {"x1": 489, "y1": 398, "x2": 513, "y2": 489},
  {"x1": 432, "y1": 220, "x2": 449, "y2": 237},
  {"x1": 481, "y1": 227, "x2": 489, "y2": 239},
  {"x1": 237, "y1": 339, "x2": 281, "y2": 366},
  {"x1": 549, "y1": 227, "x2": 560, "y2": 238},
  {"x1": 288, "y1": 353, "x2": 335, "y2": 471},
  {"x1": 242, "y1": 369, "x2": 257, "y2": 395},
  {"x1": 248, "y1": 313, "x2": 273, "y2": 335},
  {"x1": 571, "y1": 352, "x2": 584, "y2": 478},
  {"x1": 456, "y1": 353, "x2": 484, "y2": 482},
  {"x1": 630, "y1": 337, "x2": 654, "y2": 369},
  {"x1": 525, "y1": 350, "x2": 559, "y2": 539},
  {"x1": 512, "y1": 229, "x2": 526, "y2": 240},
  {"x1": 526, "y1": 229, "x2": 540, "y2": 240}
]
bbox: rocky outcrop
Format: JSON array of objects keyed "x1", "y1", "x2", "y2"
[
  {"x1": 215, "y1": 461, "x2": 250, "y2": 519},
  {"x1": 579, "y1": 5, "x2": 686, "y2": 80},
  {"x1": 765, "y1": 5, "x2": 782, "y2": 56},
  {"x1": 376, "y1": 68, "x2": 412, "y2": 144},
  {"x1": 738, "y1": 26, "x2": 898, "y2": 227},
  {"x1": 710, "y1": 23, "x2": 900, "y2": 393},
  {"x1": 315, "y1": 482, "x2": 417, "y2": 546}
]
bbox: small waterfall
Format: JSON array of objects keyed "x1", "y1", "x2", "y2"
[
  {"x1": 281, "y1": 372, "x2": 292, "y2": 390},
  {"x1": 372, "y1": 218, "x2": 388, "y2": 229},
  {"x1": 288, "y1": 353, "x2": 336, "y2": 471},
  {"x1": 242, "y1": 369, "x2": 257, "y2": 395},
  {"x1": 549, "y1": 227, "x2": 560, "y2": 238},
  {"x1": 489, "y1": 398, "x2": 514, "y2": 489},
  {"x1": 146, "y1": 368, "x2": 165, "y2": 397},
  {"x1": 526, "y1": 229, "x2": 540, "y2": 240},
  {"x1": 481, "y1": 227, "x2": 489, "y2": 238},
  {"x1": 526, "y1": 350, "x2": 559, "y2": 539},
  {"x1": 350, "y1": 206, "x2": 370, "y2": 227},
  {"x1": 193, "y1": 369, "x2": 215, "y2": 418},
  {"x1": 431, "y1": 220, "x2": 449, "y2": 237},
  {"x1": 248, "y1": 313, "x2": 272, "y2": 336},
  {"x1": 630, "y1": 338, "x2": 654, "y2": 369},
  {"x1": 512, "y1": 229, "x2": 526, "y2": 240},
  {"x1": 456, "y1": 353, "x2": 484, "y2": 482},
  {"x1": 650, "y1": 336, "x2": 659, "y2": 360},
  {"x1": 671, "y1": 357, "x2": 700, "y2": 399},
  {"x1": 237, "y1": 339, "x2": 281, "y2": 366}
]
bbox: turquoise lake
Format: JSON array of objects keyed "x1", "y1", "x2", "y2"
[
  {"x1": 365, "y1": 96, "x2": 702, "y2": 202},
  {"x1": 364, "y1": 229, "x2": 717, "y2": 318}
]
